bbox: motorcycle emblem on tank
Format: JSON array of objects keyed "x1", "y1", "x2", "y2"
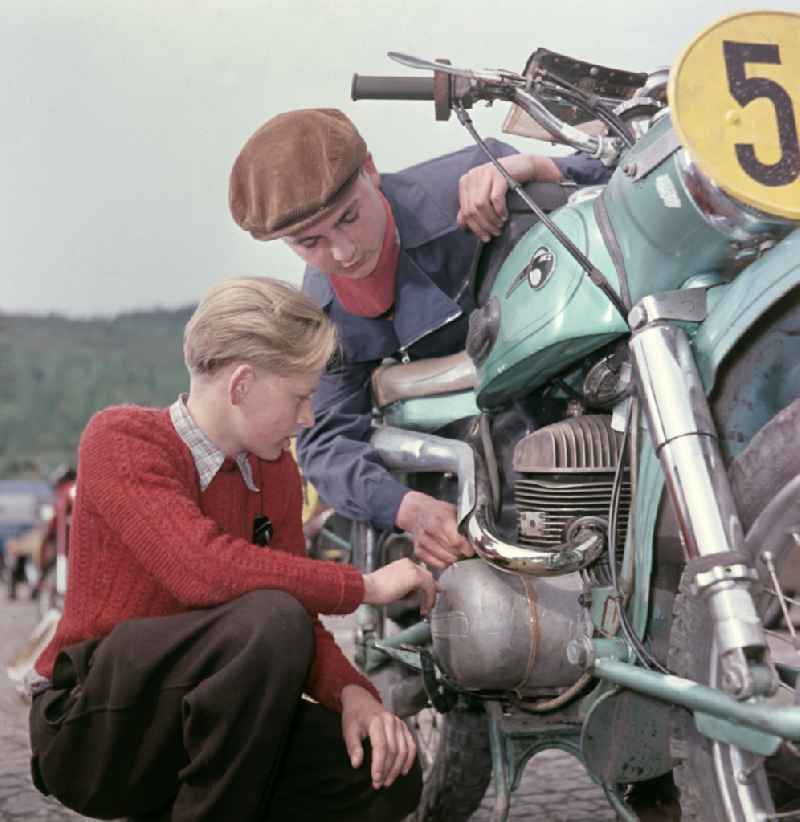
[{"x1": 505, "y1": 246, "x2": 555, "y2": 297}]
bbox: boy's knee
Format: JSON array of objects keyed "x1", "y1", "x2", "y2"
[{"x1": 231, "y1": 590, "x2": 314, "y2": 664}]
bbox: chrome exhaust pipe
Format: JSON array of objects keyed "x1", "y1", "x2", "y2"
[
  {"x1": 371, "y1": 426, "x2": 605, "y2": 577},
  {"x1": 370, "y1": 426, "x2": 475, "y2": 520},
  {"x1": 466, "y1": 448, "x2": 606, "y2": 576}
]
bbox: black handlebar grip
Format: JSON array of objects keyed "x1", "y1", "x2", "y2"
[{"x1": 351, "y1": 74, "x2": 435, "y2": 101}]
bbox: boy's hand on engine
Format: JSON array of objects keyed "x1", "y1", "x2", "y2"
[
  {"x1": 396, "y1": 491, "x2": 475, "y2": 570},
  {"x1": 362, "y1": 557, "x2": 438, "y2": 614}
]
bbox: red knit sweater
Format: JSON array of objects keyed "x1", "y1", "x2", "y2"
[{"x1": 35, "y1": 405, "x2": 379, "y2": 711}]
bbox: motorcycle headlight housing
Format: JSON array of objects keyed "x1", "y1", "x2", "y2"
[{"x1": 676, "y1": 149, "x2": 796, "y2": 246}]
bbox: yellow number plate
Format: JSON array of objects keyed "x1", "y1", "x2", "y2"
[{"x1": 669, "y1": 11, "x2": 800, "y2": 220}]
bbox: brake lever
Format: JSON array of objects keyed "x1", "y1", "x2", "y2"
[
  {"x1": 388, "y1": 51, "x2": 477, "y2": 77},
  {"x1": 387, "y1": 51, "x2": 525, "y2": 87}
]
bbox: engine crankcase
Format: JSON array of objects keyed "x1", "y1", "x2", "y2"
[{"x1": 430, "y1": 558, "x2": 590, "y2": 695}]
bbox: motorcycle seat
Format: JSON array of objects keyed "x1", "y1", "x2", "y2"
[{"x1": 371, "y1": 350, "x2": 476, "y2": 410}]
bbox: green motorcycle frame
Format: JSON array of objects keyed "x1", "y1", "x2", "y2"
[{"x1": 346, "y1": 18, "x2": 800, "y2": 821}]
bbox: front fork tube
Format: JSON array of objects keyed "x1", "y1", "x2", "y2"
[{"x1": 629, "y1": 322, "x2": 777, "y2": 699}]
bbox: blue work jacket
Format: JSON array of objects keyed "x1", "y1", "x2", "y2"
[
  {"x1": 296, "y1": 143, "x2": 609, "y2": 531},
  {"x1": 297, "y1": 140, "x2": 516, "y2": 531}
]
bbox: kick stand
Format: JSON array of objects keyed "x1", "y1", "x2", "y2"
[{"x1": 485, "y1": 701, "x2": 638, "y2": 822}]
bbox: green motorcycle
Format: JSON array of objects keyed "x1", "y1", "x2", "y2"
[{"x1": 337, "y1": 10, "x2": 800, "y2": 821}]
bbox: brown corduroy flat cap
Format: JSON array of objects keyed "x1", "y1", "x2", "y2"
[{"x1": 229, "y1": 108, "x2": 368, "y2": 241}]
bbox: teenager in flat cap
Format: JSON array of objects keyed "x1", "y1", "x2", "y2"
[
  {"x1": 28, "y1": 277, "x2": 432, "y2": 821},
  {"x1": 229, "y1": 108, "x2": 608, "y2": 569}
]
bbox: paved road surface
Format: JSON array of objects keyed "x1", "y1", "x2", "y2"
[{"x1": 1, "y1": 593, "x2": 618, "y2": 821}]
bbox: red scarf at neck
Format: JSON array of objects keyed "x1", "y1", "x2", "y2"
[{"x1": 328, "y1": 192, "x2": 399, "y2": 318}]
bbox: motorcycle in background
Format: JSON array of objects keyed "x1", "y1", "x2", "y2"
[
  {"x1": 6, "y1": 470, "x2": 74, "y2": 696},
  {"x1": 340, "y1": 10, "x2": 800, "y2": 821}
]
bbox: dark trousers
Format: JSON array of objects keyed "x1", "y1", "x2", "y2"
[{"x1": 29, "y1": 590, "x2": 421, "y2": 821}]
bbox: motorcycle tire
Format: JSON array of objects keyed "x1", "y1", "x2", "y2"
[
  {"x1": 669, "y1": 397, "x2": 800, "y2": 821},
  {"x1": 373, "y1": 663, "x2": 492, "y2": 822}
]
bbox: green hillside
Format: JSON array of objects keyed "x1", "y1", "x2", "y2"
[{"x1": 0, "y1": 308, "x2": 193, "y2": 477}]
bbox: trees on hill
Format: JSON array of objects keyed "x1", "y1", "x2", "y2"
[{"x1": 0, "y1": 308, "x2": 192, "y2": 478}]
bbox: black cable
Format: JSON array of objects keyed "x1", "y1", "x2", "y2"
[
  {"x1": 607, "y1": 400, "x2": 670, "y2": 674},
  {"x1": 454, "y1": 103, "x2": 630, "y2": 325},
  {"x1": 536, "y1": 80, "x2": 629, "y2": 144},
  {"x1": 535, "y1": 76, "x2": 635, "y2": 147},
  {"x1": 552, "y1": 377, "x2": 584, "y2": 401}
]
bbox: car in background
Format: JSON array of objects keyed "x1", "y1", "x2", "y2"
[{"x1": 0, "y1": 479, "x2": 54, "y2": 599}]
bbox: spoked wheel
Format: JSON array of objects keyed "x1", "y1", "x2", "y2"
[
  {"x1": 669, "y1": 399, "x2": 800, "y2": 821},
  {"x1": 373, "y1": 660, "x2": 492, "y2": 822}
]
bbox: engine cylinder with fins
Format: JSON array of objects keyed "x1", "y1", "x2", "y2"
[{"x1": 513, "y1": 415, "x2": 631, "y2": 557}]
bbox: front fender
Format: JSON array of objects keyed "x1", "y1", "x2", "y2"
[
  {"x1": 695, "y1": 227, "x2": 800, "y2": 392},
  {"x1": 695, "y1": 228, "x2": 800, "y2": 462}
]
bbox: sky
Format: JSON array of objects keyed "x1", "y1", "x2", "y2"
[{"x1": 2, "y1": 0, "x2": 798, "y2": 317}]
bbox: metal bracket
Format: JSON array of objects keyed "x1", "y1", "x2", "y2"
[
  {"x1": 364, "y1": 620, "x2": 432, "y2": 674},
  {"x1": 692, "y1": 563, "x2": 759, "y2": 593},
  {"x1": 628, "y1": 287, "x2": 709, "y2": 329},
  {"x1": 629, "y1": 126, "x2": 681, "y2": 182},
  {"x1": 421, "y1": 648, "x2": 457, "y2": 712},
  {"x1": 485, "y1": 702, "x2": 637, "y2": 822},
  {"x1": 370, "y1": 639, "x2": 423, "y2": 672}
]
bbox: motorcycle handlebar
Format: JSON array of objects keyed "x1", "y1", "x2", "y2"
[
  {"x1": 352, "y1": 55, "x2": 621, "y2": 160},
  {"x1": 351, "y1": 74, "x2": 435, "y2": 101}
]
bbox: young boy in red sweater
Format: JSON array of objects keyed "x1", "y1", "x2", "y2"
[{"x1": 28, "y1": 277, "x2": 434, "y2": 821}]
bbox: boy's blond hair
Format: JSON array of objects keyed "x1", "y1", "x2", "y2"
[{"x1": 184, "y1": 276, "x2": 336, "y2": 377}]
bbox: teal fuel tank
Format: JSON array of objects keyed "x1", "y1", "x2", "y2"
[
  {"x1": 474, "y1": 196, "x2": 627, "y2": 410},
  {"x1": 474, "y1": 114, "x2": 737, "y2": 411}
]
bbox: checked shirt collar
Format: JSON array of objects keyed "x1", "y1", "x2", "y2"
[{"x1": 169, "y1": 394, "x2": 260, "y2": 493}]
